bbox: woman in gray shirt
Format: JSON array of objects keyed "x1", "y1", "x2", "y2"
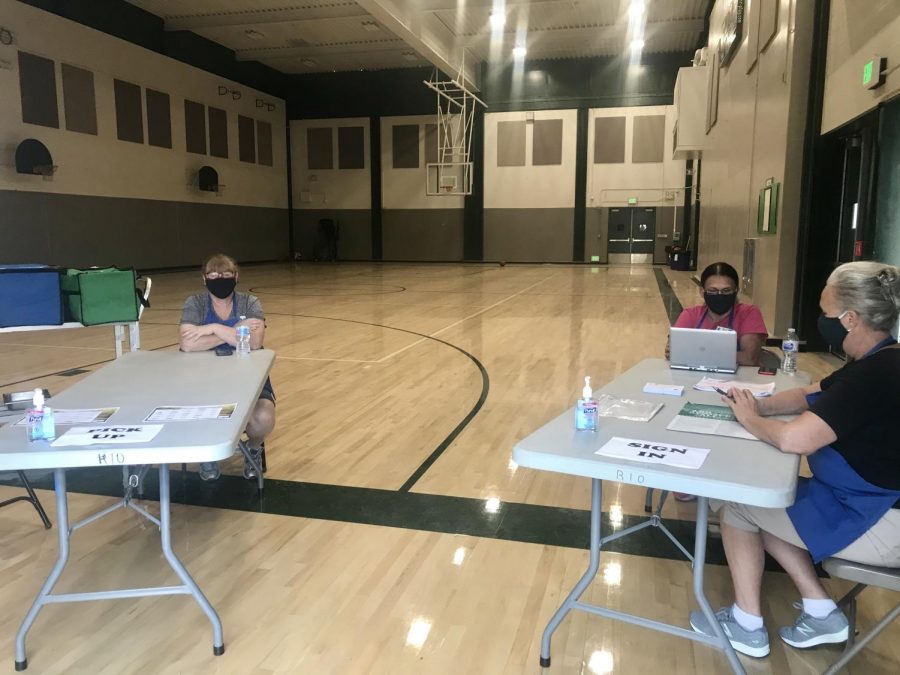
[{"x1": 179, "y1": 253, "x2": 275, "y2": 481}]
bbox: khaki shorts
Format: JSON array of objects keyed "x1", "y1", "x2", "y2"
[{"x1": 712, "y1": 500, "x2": 900, "y2": 568}]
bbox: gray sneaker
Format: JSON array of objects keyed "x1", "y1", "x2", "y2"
[
  {"x1": 690, "y1": 607, "x2": 770, "y2": 658},
  {"x1": 199, "y1": 462, "x2": 220, "y2": 481},
  {"x1": 779, "y1": 606, "x2": 849, "y2": 649},
  {"x1": 243, "y1": 447, "x2": 262, "y2": 480}
]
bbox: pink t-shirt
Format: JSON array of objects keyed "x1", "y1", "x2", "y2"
[{"x1": 674, "y1": 303, "x2": 769, "y2": 345}]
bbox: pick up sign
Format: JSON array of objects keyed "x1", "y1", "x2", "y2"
[
  {"x1": 51, "y1": 425, "x2": 164, "y2": 447},
  {"x1": 595, "y1": 436, "x2": 711, "y2": 470}
]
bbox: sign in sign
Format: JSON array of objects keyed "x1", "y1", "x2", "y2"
[
  {"x1": 51, "y1": 425, "x2": 164, "y2": 447},
  {"x1": 595, "y1": 436, "x2": 711, "y2": 470}
]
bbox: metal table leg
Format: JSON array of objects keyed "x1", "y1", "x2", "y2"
[
  {"x1": 693, "y1": 497, "x2": 744, "y2": 674},
  {"x1": 158, "y1": 464, "x2": 225, "y2": 655},
  {"x1": 15, "y1": 469, "x2": 70, "y2": 671},
  {"x1": 537, "y1": 485, "x2": 745, "y2": 674},
  {"x1": 539, "y1": 478, "x2": 602, "y2": 667},
  {"x1": 13, "y1": 466, "x2": 225, "y2": 670}
]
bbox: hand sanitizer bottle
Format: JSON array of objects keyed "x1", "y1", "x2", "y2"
[
  {"x1": 41, "y1": 395, "x2": 56, "y2": 441},
  {"x1": 26, "y1": 388, "x2": 49, "y2": 441},
  {"x1": 575, "y1": 376, "x2": 598, "y2": 431}
]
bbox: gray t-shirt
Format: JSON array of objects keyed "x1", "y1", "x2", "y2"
[{"x1": 180, "y1": 291, "x2": 265, "y2": 326}]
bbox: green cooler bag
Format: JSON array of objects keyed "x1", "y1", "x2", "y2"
[{"x1": 61, "y1": 267, "x2": 141, "y2": 325}]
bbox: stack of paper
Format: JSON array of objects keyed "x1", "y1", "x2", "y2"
[
  {"x1": 666, "y1": 403, "x2": 758, "y2": 440},
  {"x1": 693, "y1": 377, "x2": 775, "y2": 398}
]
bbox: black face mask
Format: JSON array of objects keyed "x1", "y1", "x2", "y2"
[
  {"x1": 206, "y1": 277, "x2": 237, "y2": 299},
  {"x1": 817, "y1": 313, "x2": 849, "y2": 352},
  {"x1": 704, "y1": 292, "x2": 736, "y2": 316}
]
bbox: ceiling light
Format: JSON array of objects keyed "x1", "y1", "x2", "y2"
[
  {"x1": 629, "y1": 0, "x2": 646, "y2": 20},
  {"x1": 485, "y1": 497, "x2": 501, "y2": 513},
  {"x1": 361, "y1": 20, "x2": 379, "y2": 32},
  {"x1": 301, "y1": 58, "x2": 316, "y2": 67},
  {"x1": 630, "y1": 38, "x2": 645, "y2": 51},
  {"x1": 401, "y1": 51, "x2": 417, "y2": 61},
  {"x1": 489, "y1": 12, "x2": 506, "y2": 29},
  {"x1": 244, "y1": 29, "x2": 266, "y2": 41},
  {"x1": 512, "y1": 46, "x2": 527, "y2": 58}
]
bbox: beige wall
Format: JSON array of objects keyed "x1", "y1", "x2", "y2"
[
  {"x1": 484, "y1": 109, "x2": 577, "y2": 209},
  {"x1": 291, "y1": 118, "x2": 371, "y2": 210},
  {"x1": 822, "y1": 0, "x2": 900, "y2": 133},
  {"x1": 380, "y1": 114, "x2": 464, "y2": 210},
  {"x1": 697, "y1": 0, "x2": 813, "y2": 336},
  {"x1": 0, "y1": 0, "x2": 287, "y2": 209},
  {"x1": 586, "y1": 105, "x2": 685, "y2": 208}
]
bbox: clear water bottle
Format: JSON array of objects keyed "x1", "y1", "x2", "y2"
[
  {"x1": 236, "y1": 325, "x2": 251, "y2": 357},
  {"x1": 781, "y1": 328, "x2": 799, "y2": 374}
]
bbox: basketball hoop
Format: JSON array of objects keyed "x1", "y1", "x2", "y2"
[{"x1": 423, "y1": 53, "x2": 486, "y2": 196}]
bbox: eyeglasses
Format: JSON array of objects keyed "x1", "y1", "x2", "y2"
[
  {"x1": 204, "y1": 271, "x2": 235, "y2": 280},
  {"x1": 704, "y1": 288, "x2": 735, "y2": 296}
]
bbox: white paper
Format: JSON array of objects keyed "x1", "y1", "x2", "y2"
[
  {"x1": 14, "y1": 407, "x2": 119, "y2": 427},
  {"x1": 144, "y1": 404, "x2": 236, "y2": 422},
  {"x1": 595, "y1": 436, "x2": 711, "y2": 470},
  {"x1": 693, "y1": 377, "x2": 775, "y2": 397},
  {"x1": 642, "y1": 383, "x2": 684, "y2": 396},
  {"x1": 51, "y1": 424, "x2": 164, "y2": 447}
]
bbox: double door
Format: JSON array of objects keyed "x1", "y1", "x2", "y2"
[{"x1": 608, "y1": 207, "x2": 656, "y2": 264}]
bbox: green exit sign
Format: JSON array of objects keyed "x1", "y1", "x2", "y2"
[
  {"x1": 863, "y1": 60, "x2": 874, "y2": 85},
  {"x1": 627, "y1": 197, "x2": 638, "y2": 205},
  {"x1": 863, "y1": 56, "x2": 886, "y2": 90}
]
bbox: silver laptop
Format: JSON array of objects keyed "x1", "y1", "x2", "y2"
[{"x1": 669, "y1": 327, "x2": 737, "y2": 374}]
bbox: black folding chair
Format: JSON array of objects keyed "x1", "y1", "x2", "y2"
[{"x1": 0, "y1": 471, "x2": 52, "y2": 529}]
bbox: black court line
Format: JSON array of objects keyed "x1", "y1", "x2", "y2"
[
  {"x1": 2, "y1": 468, "x2": 813, "y2": 574},
  {"x1": 653, "y1": 267, "x2": 684, "y2": 325},
  {"x1": 0, "y1": 342, "x2": 180, "y2": 390},
  {"x1": 2, "y1": 468, "x2": 729, "y2": 566},
  {"x1": 262, "y1": 311, "x2": 489, "y2": 492},
  {"x1": 137, "y1": 309, "x2": 489, "y2": 492}
]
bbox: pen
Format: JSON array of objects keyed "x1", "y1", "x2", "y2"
[{"x1": 713, "y1": 386, "x2": 735, "y2": 400}]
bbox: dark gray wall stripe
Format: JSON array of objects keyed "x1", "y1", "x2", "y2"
[
  {"x1": 573, "y1": 108, "x2": 588, "y2": 261},
  {"x1": 0, "y1": 190, "x2": 288, "y2": 269},
  {"x1": 370, "y1": 115, "x2": 383, "y2": 259},
  {"x1": 463, "y1": 107, "x2": 485, "y2": 261}
]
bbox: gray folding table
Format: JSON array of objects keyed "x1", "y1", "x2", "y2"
[
  {"x1": 0, "y1": 349, "x2": 275, "y2": 671},
  {"x1": 513, "y1": 358, "x2": 808, "y2": 674}
]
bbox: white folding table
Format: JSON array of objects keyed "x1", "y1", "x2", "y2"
[
  {"x1": 0, "y1": 348, "x2": 275, "y2": 671},
  {"x1": 513, "y1": 358, "x2": 808, "y2": 674}
]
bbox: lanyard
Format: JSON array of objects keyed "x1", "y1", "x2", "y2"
[
  {"x1": 206, "y1": 294, "x2": 238, "y2": 324},
  {"x1": 695, "y1": 304, "x2": 736, "y2": 330},
  {"x1": 863, "y1": 336, "x2": 897, "y2": 359}
]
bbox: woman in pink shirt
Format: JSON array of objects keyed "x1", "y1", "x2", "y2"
[
  {"x1": 670, "y1": 262, "x2": 769, "y2": 503},
  {"x1": 672, "y1": 261, "x2": 769, "y2": 366}
]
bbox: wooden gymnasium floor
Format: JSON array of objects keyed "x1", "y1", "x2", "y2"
[{"x1": 1, "y1": 263, "x2": 897, "y2": 674}]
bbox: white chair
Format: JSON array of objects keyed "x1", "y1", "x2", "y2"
[{"x1": 821, "y1": 557, "x2": 900, "y2": 674}]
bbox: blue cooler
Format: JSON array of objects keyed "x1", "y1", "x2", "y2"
[{"x1": 0, "y1": 264, "x2": 65, "y2": 327}]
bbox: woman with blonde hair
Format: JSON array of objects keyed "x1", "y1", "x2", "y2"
[
  {"x1": 689, "y1": 261, "x2": 900, "y2": 658},
  {"x1": 179, "y1": 254, "x2": 275, "y2": 481}
]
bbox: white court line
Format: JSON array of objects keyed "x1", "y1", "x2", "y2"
[
  {"x1": 373, "y1": 273, "x2": 556, "y2": 363},
  {"x1": 275, "y1": 355, "x2": 380, "y2": 364},
  {"x1": 236, "y1": 273, "x2": 556, "y2": 365},
  {"x1": 0, "y1": 342, "x2": 113, "y2": 352}
]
